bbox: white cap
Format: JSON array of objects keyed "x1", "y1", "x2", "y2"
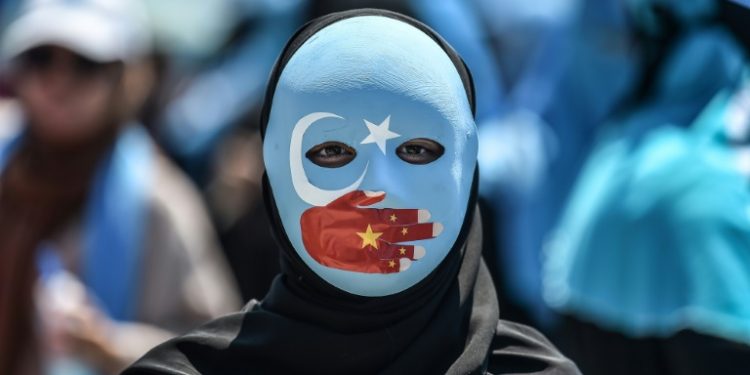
[{"x1": 1, "y1": 0, "x2": 151, "y2": 63}]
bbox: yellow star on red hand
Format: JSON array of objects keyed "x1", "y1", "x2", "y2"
[{"x1": 357, "y1": 224, "x2": 383, "y2": 249}]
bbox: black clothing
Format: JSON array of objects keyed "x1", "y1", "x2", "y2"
[{"x1": 560, "y1": 316, "x2": 750, "y2": 375}]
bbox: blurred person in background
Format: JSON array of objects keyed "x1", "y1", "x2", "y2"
[
  {"x1": 475, "y1": 0, "x2": 644, "y2": 329},
  {"x1": 544, "y1": 0, "x2": 750, "y2": 373},
  {"x1": 473, "y1": 0, "x2": 750, "y2": 335},
  {"x1": 0, "y1": 0, "x2": 240, "y2": 374}
]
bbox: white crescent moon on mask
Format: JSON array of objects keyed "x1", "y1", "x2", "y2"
[{"x1": 290, "y1": 112, "x2": 368, "y2": 207}]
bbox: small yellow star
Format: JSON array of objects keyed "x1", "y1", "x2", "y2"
[
  {"x1": 388, "y1": 260, "x2": 396, "y2": 268},
  {"x1": 389, "y1": 214, "x2": 397, "y2": 222},
  {"x1": 399, "y1": 247, "x2": 406, "y2": 255},
  {"x1": 401, "y1": 227, "x2": 408, "y2": 236},
  {"x1": 357, "y1": 224, "x2": 383, "y2": 249}
]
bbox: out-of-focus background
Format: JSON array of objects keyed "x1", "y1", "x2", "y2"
[{"x1": 1, "y1": 0, "x2": 749, "y2": 374}]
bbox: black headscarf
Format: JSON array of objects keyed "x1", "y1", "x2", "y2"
[{"x1": 124, "y1": 9, "x2": 578, "y2": 375}]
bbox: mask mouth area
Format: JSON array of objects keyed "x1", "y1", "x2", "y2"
[
  {"x1": 299, "y1": 189, "x2": 445, "y2": 275},
  {"x1": 260, "y1": 162, "x2": 479, "y2": 298}
]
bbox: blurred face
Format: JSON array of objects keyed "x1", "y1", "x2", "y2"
[{"x1": 14, "y1": 46, "x2": 123, "y2": 145}]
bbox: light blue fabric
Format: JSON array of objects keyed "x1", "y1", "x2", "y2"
[
  {"x1": 36, "y1": 247, "x2": 98, "y2": 375},
  {"x1": 0, "y1": 125, "x2": 154, "y2": 321},
  {"x1": 475, "y1": 0, "x2": 641, "y2": 325},
  {"x1": 264, "y1": 15, "x2": 477, "y2": 297},
  {"x1": 479, "y1": 0, "x2": 746, "y2": 327},
  {"x1": 82, "y1": 125, "x2": 153, "y2": 321},
  {"x1": 544, "y1": 73, "x2": 750, "y2": 344}
]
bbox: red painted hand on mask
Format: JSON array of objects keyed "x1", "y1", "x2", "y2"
[{"x1": 300, "y1": 190, "x2": 443, "y2": 274}]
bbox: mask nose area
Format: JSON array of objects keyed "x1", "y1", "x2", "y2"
[{"x1": 353, "y1": 146, "x2": 411, "y2": 203}]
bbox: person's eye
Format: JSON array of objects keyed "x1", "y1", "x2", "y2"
[
  {"x1": 395, "y1": 138, "x2": 444, "y2": 165},
  {"x1": 73, "y1": 55, "x2": 100, "y2": 75},
  {"x1": 21, "y1": 47, "x2": 53, "y2": 71},
  {"x1": 306, "y1": 141, "x2": 357, "y2": 168}
]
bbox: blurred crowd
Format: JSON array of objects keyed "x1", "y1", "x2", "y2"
[{"x1": 0, "y1": 0, "x2": 749, "y2": 374}]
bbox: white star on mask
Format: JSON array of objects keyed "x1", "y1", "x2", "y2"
[{"x1": 360, "y1": 115, "x2": 401, "y2": 154}]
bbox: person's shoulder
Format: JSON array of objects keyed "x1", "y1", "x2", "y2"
[
  {"x1": 140, "y1": 146, "x2": 222, "y2": 258},
  {"x1": 139, "y1": 143, "x2": 241, "y2": 312},
  {"x1": 122, "y1": 303, "x2": 259, "y2": 375},
  {"x1": 146, "y1": 151, "x2": 208, "y2": 223},
  {"x1": 487, "y1": 320, "x2": 580, "y2": 375}
]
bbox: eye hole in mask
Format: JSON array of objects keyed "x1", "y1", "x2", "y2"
[
  {"x1": 396, "y1": 138, "x2": 445, "y2": 165},
  {"x1": 306, "y1": 141, "x2": 357, "y2": 168}
]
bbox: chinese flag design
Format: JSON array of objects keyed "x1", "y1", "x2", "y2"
[{"x1": 300, "y1": 190, "x2": 443, "y2": 274}]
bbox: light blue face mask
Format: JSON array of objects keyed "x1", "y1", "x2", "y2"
[{"x1": 263, "y1": 15, "x2": 478, "y2": 297}]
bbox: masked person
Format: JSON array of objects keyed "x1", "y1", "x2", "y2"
[
  {"x1": 123, "y1": 9, "x2": 579, "y2": 375},
  {"x1": 0, "y1": 1, "x2": 240, "y2": 374}
]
